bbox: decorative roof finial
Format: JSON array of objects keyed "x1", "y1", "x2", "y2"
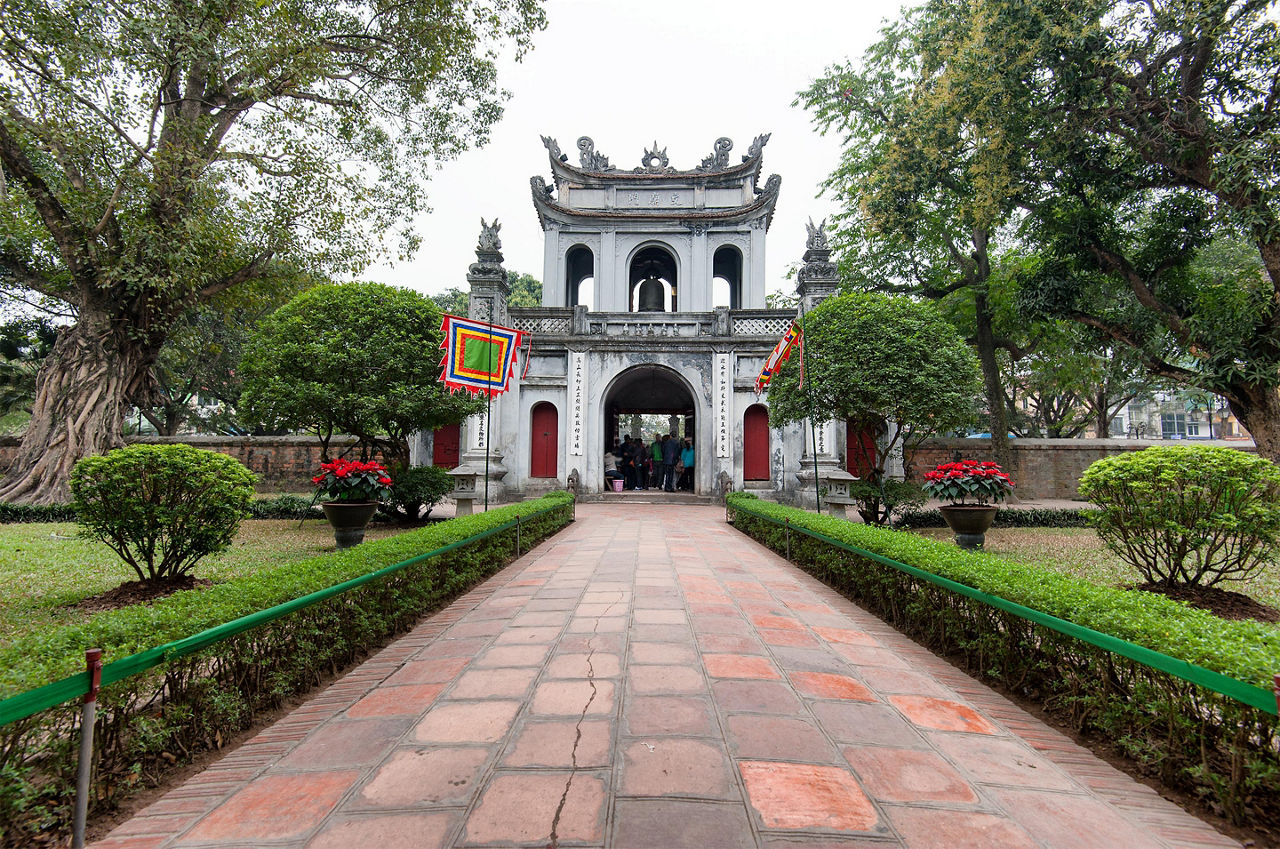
[
  {"x1": 805, "y1": 217, "x2": 828, "y2": 251},
  {"x1": 478, "y1": 218, "x2": 502, "y2": 252},
  {"x1": 577, "y1": 136, "x2": 612, "y2": 171},
  {"x1": 698, "y1": 137, "x2": 733, "y2": 170},
  {"x1": 744, "y1": 133, "x2": 772, "y2": 161},
  {"x1": 638, "y1": 142, "x2": 670, "y2": 172}
]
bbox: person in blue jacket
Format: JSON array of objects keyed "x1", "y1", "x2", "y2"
[{"x1": 678, "y1": 437, "x2": 695, "y2": 491}]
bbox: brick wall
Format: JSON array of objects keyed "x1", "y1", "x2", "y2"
[
  {"x1": 910, "y1": 438, "x2": 1257, "y2": 500},
  {"x1": 0, "y1": 435, "x2": 383, "y2": 492}
]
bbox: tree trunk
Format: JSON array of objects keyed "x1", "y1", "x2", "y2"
[
  {"x1": 973, "y1": 289, "x2": 1014, "y2": 469},
  {"x1": 1228, "y1": 385, "x2": 1280, "y2": 463},
  {"x1": 1094, "y1": 389, "x2": 1111, "y2": 438},
  {"x1": 0, "y1": 314, "x2": 159, "y2": 504}
]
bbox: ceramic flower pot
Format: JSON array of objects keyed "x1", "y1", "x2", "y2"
[
  {"x1": 939, "y1": 504, "x2": 998, "y2": 550},
  {"x1": 321, "y1": 501, "x2": 379, "y2": 549}
]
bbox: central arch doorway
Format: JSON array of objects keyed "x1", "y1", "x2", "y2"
[{"x1": 603, "y1": 365, "x2": 698, "y2": 492}]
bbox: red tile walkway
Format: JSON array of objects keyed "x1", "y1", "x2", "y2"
[{"x1": 93, "y1": 504, "x2": 1240, "y2": 848}]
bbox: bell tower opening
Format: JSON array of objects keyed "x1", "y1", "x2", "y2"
[
  {"x1": 628, "y1": 245, "x2": 678, "y2": 312},
  {"x1": 713, "y1": 245, "x2": 743, "y2": 309},
  {"x1": 566, "y1": 244, "x2": 595, "y2": 309}
]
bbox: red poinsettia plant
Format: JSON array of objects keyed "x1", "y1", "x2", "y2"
[
  {"x1": 312, "y1": 458, "x2": 394, "y2": 503},
  {"x1": 922, "y1": 460, "x2": 1015, "y2": 505}
]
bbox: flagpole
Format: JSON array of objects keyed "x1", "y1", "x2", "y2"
[
  {"x1": 797, "y1": 300, "x2": 821, "y2": 513},
  {"x1": 484, "y1": 311, "x2": 494, "y2": 512}
]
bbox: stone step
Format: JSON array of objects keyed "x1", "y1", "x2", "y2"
[{"x1": 576, "y1": 490, "x2": 718, "y2": 506}]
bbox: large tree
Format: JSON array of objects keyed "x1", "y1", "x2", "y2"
[
  {"x1": 873, "y1": 0, "x2": 1280, "y2": 459},
  {"x1": 798, "y1": 9, "x2": 1036, "y2": 468},
  {"x1": 0, "y1": 0, "x2": 544, "y2": 502},
  {"x1": 768, "y1": 292, "x2": 980, "y2": 523},
  {"x1": 238, "y1": 282, "x2": 482, "y2": 472}
]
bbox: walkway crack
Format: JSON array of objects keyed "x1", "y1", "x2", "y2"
[{"x1": 547, "y1": 591, "x2": 623, "y2": 849}]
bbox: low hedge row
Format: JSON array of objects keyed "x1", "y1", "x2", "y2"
[
  {"x1": 895, "y1": 506, "x2": 1096, "y2": 529},
  {"x1": 726, "y1": 493, "x2": 1280, "y2": 828},
  {"x1": 0, "y1": 491, "x2": 574, "y2": 847}
]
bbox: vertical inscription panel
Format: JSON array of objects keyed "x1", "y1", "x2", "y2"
[
  {"x1": 716, "y1": 353, "x2": 731, "y2": 459},
  {"x1": 569, "y1": 352, "x2": 586, "y2": 456}
]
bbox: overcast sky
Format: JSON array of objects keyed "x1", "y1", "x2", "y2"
[{"x1": 365, "y1": 0, "x2": 908, "y2": 300}]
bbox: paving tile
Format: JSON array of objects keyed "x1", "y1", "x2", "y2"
[
  {"x1": 759, "y1": 627, "x2": 823, "y2": 648},
  {"x1": 830, "y1": 644, "x2": 911, "y2": 669},
  {"x1": 790, "y1": 671, "x2": 876, "y2": 702},
  {"x1": 842, "y1": 746, "x2": 979, "y2": 804},
  {"x1": 354, "y1": 747, "x2": 490, "y2": 807},
  {"x1": 414, "y1": 700, "x2": 522, "y2": 744},
  {"x1": 810, "y1": 702, "x2": 928, "y2": 749},
  {"x1": 856, "y1": 665, "x2": 952, "y2": 697},
  {"x1": 347, "y1": 683, "x2": 445, "y2": 718},
  {"x1": 448, "y1": 666, "x2": 539, "y2": 699},
  {"x1": 889, "y1": 694, "x2": 1001, "y2": 735},
  {"x1": 612, "y1": 799, "x2": 756, "y2": 849},
  {"x1": 546, "y1": 651, "x2": 622, "y2": 678},
  {"x1": 725, "y1": 714, "x2": 838, "y2": 762},
  {"x1": 463, "y1": 772, "x2": 605, "y2": 846},
  {"x1": 384, "y1": 656, "x2": 470, "y2": 686},
  {"x1": 739, "y1": 761, "x2": 878, "y2": 832},
  {"x1": 812, "y1": 626, "x2": 879, "y2": 646},
  {"x1": 703, "y1": 653, "x2": 782, "y2": 680},
  {"x1": 416, "y1": 636, "x2": 492, "y2": 659},
  {"x1": 932, "y1": 734, "x2": 1079, "y2": 790},
  {"x1": 276, "y1": 718, "x2": 409, "y2": 770},
  {"x1": 697, "y1": 632, "x2": 765, "y2": 654},
  {"x1": 711, "y1": 679, "x2": 805, "y2": 715},
  {"x1": 473, "y1": 644, "x2": 550, "y2": 667},
  {"x1": 886, "y1": 806, "x2": 1039, "y2": 849},
  {"x1": 635, "y1": 608, "x2": 688, "y2": 625},
  {"x1": 503, "y1": 719, "x2": 612, "y2": 768},
  {"x1": 624, "y1": 695, "x2": 718, "y2": 736},
  {"x1": 181, "y1": 771, "x2": 360, "y2": 842},
  {"x1": 629, "y1": 641, "x2": 698, "y2": 665},
  {"x1": 530, "y1": 679, "x2": 615, "y2": 715},
  {"x1": 619, "y1": 738, "x2": 737, "y2": 799},
  {"x1": 750, "y1": 614, "x2": 807, "y2": 632},
  {"x1": 494, "y1": 625, "x2": 563, "y2": 644},
  {"x1": 629, "y1": 664, "x2": 706, "y2": 694}
]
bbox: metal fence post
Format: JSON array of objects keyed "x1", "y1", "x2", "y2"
[
  {"x1": 516, "y1": 515, "x2": 522, "y2": 558},
  {"x1": 1274, "y1": 674, "x2": 1279, "y2": 716},
  {"x1": 785, "y1": 519, "x2": 791, "y2": 561},
  {"x1": 73, "y1": 648, "x2": 103, "y2": 849}
]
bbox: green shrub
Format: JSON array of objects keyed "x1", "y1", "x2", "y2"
[
  {"x1": 0, "y1": 492, "x2": 574, "y2": 846},
  {"x1": 69, "y1": 444, "x2": 257, "y2": 583},
  {"x1": 247, "y1": 494, "x2": 317, "y2": 520},
  {"x1": 384, "y1": 465, "x2": 453, "y2": 522},
  {"x1": 0, "y1": 502, "x2": 78, "y2": 523},
  {"x1": 726, "y1": 493, "x2": 1279, "y2": 827},
  {"x1": 896, "y1": 506, "x2": 1097, "y2": 528},
  {"x1": 845, "y1": 478, "x2": 925, "y2": 526},
  {"x1": 1079, "y1": 445, "x2": 1280, "y2": 587}
]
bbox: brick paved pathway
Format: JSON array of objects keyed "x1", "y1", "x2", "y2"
[{"x1": 94, "y1": 504, "x2": 1240, "y2": 849}]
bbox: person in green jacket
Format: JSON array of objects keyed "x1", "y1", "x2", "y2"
[{"x1": 649, "y1": 434, "x2": 663, "y2": 489}]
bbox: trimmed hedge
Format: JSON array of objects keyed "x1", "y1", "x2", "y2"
[
  {"x1": 0, "y1": 492, "x2": 574, "y2": 847},
  {"x1": 727, "y1": 493, "x2": 1279, "y2": 827},
  {"x1": 896, "y1": 505, "x2": 1097, "y2": 529},
  {"x1": 0, "y1": 502, "x2": 78, "y2": 523}
]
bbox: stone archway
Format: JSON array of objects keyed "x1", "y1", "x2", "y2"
[{"x1": 602, "y1": 364, "x2": 698, "y2": 491}]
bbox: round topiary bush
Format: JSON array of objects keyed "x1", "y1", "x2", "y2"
[
  {"x1": 1078, "y1": 445, "x2": 1280, "y2": 587},
  {"x1": 70, "y1": 444, "x2": 257, "y2": 582}
]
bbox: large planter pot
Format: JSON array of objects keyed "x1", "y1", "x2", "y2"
[
  {"x1": 939, "y1": 504, "x2": 998, "y2": 550},
  {"x1": 321, "y1": 501, "x2": 379, "y2": 549}
]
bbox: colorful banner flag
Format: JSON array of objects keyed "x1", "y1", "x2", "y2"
[
  {"x1": 754, "y1": 321, "x2": 803, "y2": 394},
  {"x1": 439, "y1": 314, "x2": 527, "y2": 397}
]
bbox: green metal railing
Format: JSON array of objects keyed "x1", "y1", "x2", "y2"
[
  {"x1": 729, "y1": 499, "x2": 1279, "y2": 716},
  {"x1": 0, "y1": 501, "x2": 569, "y2": 728}
]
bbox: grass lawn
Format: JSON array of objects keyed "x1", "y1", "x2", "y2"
[
  {"x1": 914, "y1": 526, "x2": 1280, "y2": 614},
  {"x1": 0, "y1": 520, "x2": 416, "y2": 645}
]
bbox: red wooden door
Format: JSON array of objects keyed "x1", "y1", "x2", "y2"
[
  {"x1": 846, "y1": 421, "x2": 876, "y2": 477},
  {"x1": 531, "y1": 402, "x2": 558, "y2": 478},
  {"x1": 432, "y1": 423, "x2": 460, "y2": 469},
  {"x1": 743, "y1": 404, "x2": 770, "y2": 481}
]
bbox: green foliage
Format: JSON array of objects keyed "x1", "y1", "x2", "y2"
[
  {"x1": 727, "y1": 493, "x2": 1279, "y2": 825},
  {"x1": 384, "y1": 465, "x2": 453, "y2": 522},
  {"x1": 1079, "y1": 446, "x2": 1280, "y2": 587},
  {"x1": 0, "y1": 492, "x2": 574, "y2": 846},
  {"x1": 69, "y1": 445, "x2": 257, "y2": 583},
  {"x1": 238, "y1": 282, "x2": 483, "y2": 471},
  {"x1": 897, "y1": 507, "x2": 1097, "y2": 529},
  {"x1": 0, "y1": 502, "x2": 78, "y2": 523},
  {"x1": 847, "y1": 478, "x2": 925, "y2": 527},
  {"x1": 921, "y1": 460, "x2": 1015, "y2": 505},
  {"x1": 312, "y1": 458, "x2": 393, "y2": 503},
  {"x1": 0, "y1": 0, "x2": 546, "y2": 500},
  {"x1": 768, "y1": 292, "x2": 980, "y2": 478},
  {"x1": 246, "y1": 496, "x2": 315, "y2": 520}
]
